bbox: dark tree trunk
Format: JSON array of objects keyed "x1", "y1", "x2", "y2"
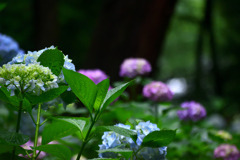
[
  {"x1": 195, "y1": 0, "x2": 222, "y2": 97},
  {"x1": 34, "y1": 0, "x2": 59, "y2": 50},
  {"x1": 85, "y1": 0, "x2": 177, "y2": 81}
]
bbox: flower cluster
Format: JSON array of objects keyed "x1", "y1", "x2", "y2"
[
  {"x1": 8, "y1": 46, "x2": 75, "y2": 72},
  {"x1": 1, "y1": 46, "x2": 76, "y2": 97},
  {"x1": 99, "y1": 121, "x2": 167, "y2": 160},
  {"x1": 0, "y1": 33, "x2": 24, "y2": 66},
  {"x1": 214, "y1": 144, "x2": 240, "y2": 160},
  {"x1": 119, "y1": 58, "x2": 151, "y2": 78},
  {"x1": 143, "y1": 81, "x2": 173, "y2": 102},
  {"x1": 0, "y1": 63, "x2": 58, "y2": 96},
  {"x1": 78, "y1": 69, "x2": 108, "y2": 84},
  {"x1": 177, "y1": 101, "x2": 206, "y2": 122}
]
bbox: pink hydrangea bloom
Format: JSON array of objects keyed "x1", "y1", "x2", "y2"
[
  {"x1": 119, "y1": 58, "x2": 151, "y2": 78},
  {"x1": 78, "y1": 69, "x2": 108, "y2": 84},
  {"x1": 142, "y1": 81, "x2": 173, "y2": 102},
  {"x1": 214, "y1": 144, "x2": 240, "y2": 160}
]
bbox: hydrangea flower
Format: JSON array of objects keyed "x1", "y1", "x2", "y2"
[
  {"x1": 119, "y1": 58, "x2": 151, "y2": 78},
  {"x1": 0, "y1": 63, "x2": 58, "y2": 96},
  {"x1": 99, "y1": 121, "x2": 167, "y2": 160},
  {"x1": 214, "y1": 144, "x2": 240, "y2": 160},
  {"x1": 19, "y1": 140, "x2": 46, "y2": 159},
  {"x1": 78, "y1": 69, "x2": 108, "y2": 84},
  {"x1": 143, "y1": 81, "x2": 173, "y2": 102},
  {"x1": 177, "y1": 101, "x2": 206, "y2": 122},
  {"x1": 0, "y1": 33, "x2": 24, "y2": 66},
  {"x1": 2, "y1": 46, "x2": 75, "y2": 98}
]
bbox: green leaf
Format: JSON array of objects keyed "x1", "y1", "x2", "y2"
[
  {"x1": 42, "y1": 121, "x2": 78, "y2": 145},
  {"x1": 96, "y1": 148, "x2": 133, "y2": 159},
  {"x1": 60, "y1": 90, "x2": 77, "y2": 109},
  {"x1": 35, "y1": 144, "x2": 71, "y2": 160},
  {"x1": 62, "y1": 68, "x2": 98, "y2": 113},
  {"x1": 0, "y1": 130, "x2": 29, "y2": 146},
  {"x1": 94, "y1": 78, "x2": 110, "y2": 111},
  {"x1": 22, "y1": 98, "x2": 32, "y2": 113},
  {"x1": 52, "y1": 117, "x2": 89, "y2": 133},
  {"x1": 142, "y1": 130, "x2": 176, "y2": 148},
  {"x1": 0, "y1": 86, "x2": 10, "y2": 102},
  {"x1": 96, "y1": 126, "x2": 137, "y2": 143},
  {"x1": 100, "y1": 80, "x2": 134, "y2": 113},
  {"x1": 0, "y1": 144, "x2": 31, "y2": 155},
  {"x1": 0, "y1": 86, "x2": 19, "y2": 106},
  {"x1": 25, "y1": 86, "x2": 68, "y2": 105},
  {"x1": 0, "y1": 3, "x2": 6, "y2": 11},
  {"x1": 37, "y1": 48, "x2": 64, "y2": 76},
  {"x1": 0, "y1": 153, "x2": 27, "y2": 160}
]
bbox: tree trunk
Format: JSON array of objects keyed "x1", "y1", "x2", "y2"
[{"x1": 85, "y1": 0, "x2": 177, "y2": 81}]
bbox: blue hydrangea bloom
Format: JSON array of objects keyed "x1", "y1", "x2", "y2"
[
  {"x1": 98, "y1": 121, "x2": 167, "y2": 160},
  {"x1": 0, "y1": 33, "x2": 24, "y2": 66}
]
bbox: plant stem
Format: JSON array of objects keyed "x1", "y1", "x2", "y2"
[
  {"x1": 76, "y1": 117, "x2": 96, "y2": 160},
  {"x1": 32, "y1": 103, "x2": 42, "y2": 160},
  {"x1": 12, "y1": 100, "x2": 23, "y2": 160}
]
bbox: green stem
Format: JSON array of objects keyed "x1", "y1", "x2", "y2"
[
  {"x1": 29, "y1": 112, "x2": 36, "y2": 125},
  {"x1": 131, "y1": 147, "x2": 143, "y2": 159},
  {"x1": 12, "y1": 100, "x2": 23, "y2": 160},
  {"x1": 76, "y1": 117, "x2": 97, "y2": 160},
  {"x1": 32, "y1": 104, "x2": 42, "y2": 160}
]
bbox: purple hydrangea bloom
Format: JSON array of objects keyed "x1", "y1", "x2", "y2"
[
  {"x1": 214, "y1": 144, "x2": 240, "y2": 160},
  {"x1": 78, "y1": 69, "x2": 108, "y2": 84},
  {"x1": 143, "y1": 81, "x2": 173, "y2": 102},
  {"x1": 119, "y1": 58, "x2": 151, "y2": 78},
  {"x1": 177, "y1": 101, "x2": 206, "y2": 122},
  {"x1": 0, "y1": 33, "x2": 24, "y2": 66}
]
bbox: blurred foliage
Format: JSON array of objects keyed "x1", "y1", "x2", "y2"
[{"x1": 1, "y1": 0, "x2": 240, "y2": 159}]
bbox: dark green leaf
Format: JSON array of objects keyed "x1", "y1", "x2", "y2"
[
  {"x1": 96, "y1": 148, "x2": 133, "y2": 159},
  {"x1": 42, "y1": 121, "x2": 78, "y2": 145},
  {"x1": 100, "y1": 80, "x2": 134, "y2": 113},
  {"x1": 0, "y1": 3, "x2": 6, "y2": 11},
  {"x1": 22, "y1": 98, "x2": 32, "y2": 113},
  {"x1": 52, "y1": 117, "x2": 89, "y2": 133},
  {"x1": 37, "y1": 48, "x2": 64, "y2": 76},
  {"x1": 0, "y1": 130, "x2": 29, "y2": 146},
  {"x1": 63, "y1": 68, "x2": 98, "y2": 113},
  {"x1": 94, "y1": 78, "x2": 110, "y2": 111},
  {"x1": 0, "y1": 153, "x2": 27, "y2": 160},
  {"x1": 25, "y1": 86, "x2": 68, "y2": 105},
  {"x1": 35, "y1": 144, "x2": 71, "y2": 160},
  {"x1": 0, "y1": 86, "x2": 20, "y2": 108},
  {"x1": 60, "y1": 90, "x2": 77, "y2": 110},
  {"x1": 0, "y1": 144, "x2": 31, "y2": 155},
  {"x1": 96, "y1": 126, "x2": 137, "y2": 143},
  {"x1": 142, "y1": 130, "x2": 176, "y2": 148}
]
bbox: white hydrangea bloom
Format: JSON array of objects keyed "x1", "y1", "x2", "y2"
[{"x1": 0, "y1": 63, "x2": 58, "y2": 96}]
